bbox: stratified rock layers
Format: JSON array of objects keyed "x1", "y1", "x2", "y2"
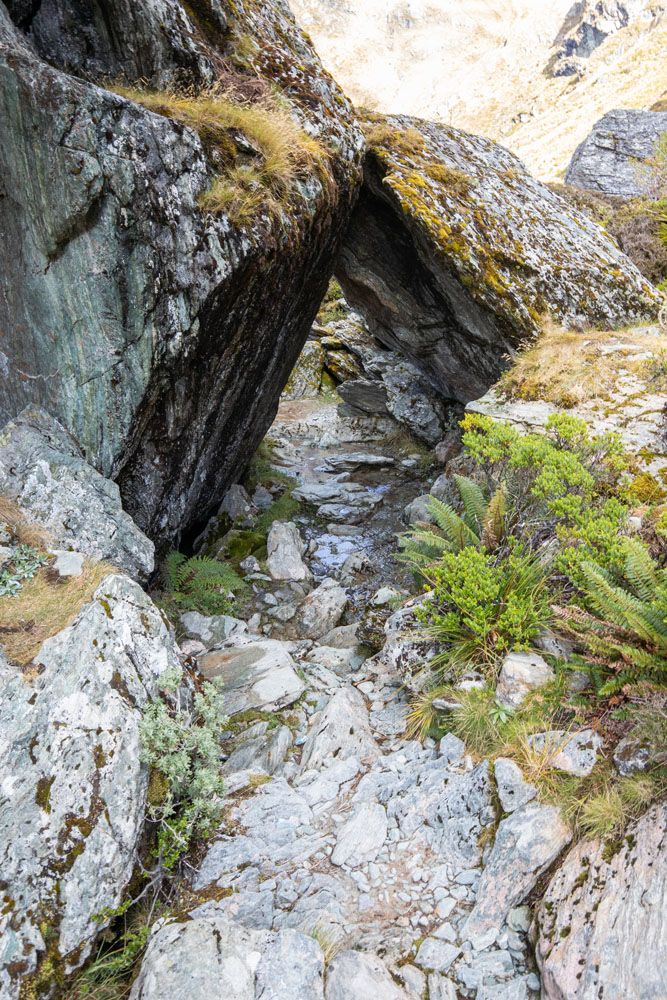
[
  {"x1": 337, "y1": 115, "x2": 660, "y2": 405},
  {"x1": 0, "y1": 0, "x2": 362, "y2": 548}
]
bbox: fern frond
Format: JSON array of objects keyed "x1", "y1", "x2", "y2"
[
  {"x1": 622, "y1": 539, "x2": 661, "y2": 604},
  {"x1": 427, "y1": 496, "x2": 480, "y2": 550},
  {"x1": 163, "y1": 551, "x2": 187, "y2": 590},
  {"x1": 482, "y1": 484, "x2": 507, "y2": 551},
  {"x1": 579, "y1": 562, "x2": 666, "y2": 649},
  {"x1": 454, "y1": 475, "x2": 487, "y2": 534}
]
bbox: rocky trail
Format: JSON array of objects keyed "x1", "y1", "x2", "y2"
[{"x1": 140, "y1": 394, "x2": 573, "y2": 1000}]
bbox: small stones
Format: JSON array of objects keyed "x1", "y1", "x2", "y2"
[{"x1": 495, "y1": 652, "x2": 555, "y2": 709}]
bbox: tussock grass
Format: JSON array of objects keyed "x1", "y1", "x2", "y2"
[
  {"x1": 410, "y1": 682, "x2": 666, "y2": 841},
  {"x1": 114, "y1": 84, "x2": 329, "y2": 224},
  {"x1": 0, "y1": 560, "x2": 112, "y2": 666},
  {"x1": 0, "y1": 496, "x2": 50, "y2": 549},
  {"x1": 498, "y1": 320, "x2": 667, "y2": 408}
]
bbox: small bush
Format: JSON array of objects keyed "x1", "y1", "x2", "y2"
[
  {"x1": 417, "y1": 544, "x2": 552, "y2": 678},
  {"x1": 140, "y1": 668, "x2": 228, "y2": 869}
]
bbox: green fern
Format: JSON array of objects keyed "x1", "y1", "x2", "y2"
[
  {"x1": 557, "y1": 539, "x2": 667, "y2": 692},
  {"x1": 161, "y1": 552, "x2": 246, "y2": 617},
  {"x1": 398, "y1": 477, "x2": 508, "y2": 571}
]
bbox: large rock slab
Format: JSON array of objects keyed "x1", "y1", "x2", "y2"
[
  {"x1": 462, "y1": 803, "x2": 572, "y2": 950},
  {"x1": 533, "y1": 803, "x2": 667, "y2": 1000},
  {"x1": 0, "y1": 574, "x2": 180, "y2": 998},
  {"x1": 129, "y1": 909, "x2": 325, "y2": 1000},
  {"x1": 198, "y1": 636, "x2": 305, "y2": 715},
  {"x1": 0, "y1": 0, "x2": 362, "y2": 549},
  {"x1": 0, "y1": 407, "x2": 154, "y2": 580},
  {"x1": 338, "y1": 115, "x2": 660, "y2": 405},
  {"x1": 325, "y1": 950, "x2": 411, "y2": 1000},
  {"x1": 566, "y1": 108, "x2": 667, "y2": 197}
]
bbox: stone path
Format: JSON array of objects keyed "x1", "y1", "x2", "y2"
[{"x1": 130, "y1": 398, "x2": 574, "y2": 998}]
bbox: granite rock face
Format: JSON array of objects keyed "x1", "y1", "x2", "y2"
[
  {"x1": 0, "y1": 574, "x2": 181, "y2": 998},
  {"x1": 337, "y1": 115, "x2": 660, "y2": 405},
  {"x1": 566, "y1": 107, "x2": 667, "y2": 197},
  {"x1": 0, "y1": 0, "x2": 362, "y2": 550},
  {"x1": 533, "y1": 803, "x2": 667, "y2": 999},
  {"x1": 0, "y1": 407, "x2": 154, "y2": 580}
]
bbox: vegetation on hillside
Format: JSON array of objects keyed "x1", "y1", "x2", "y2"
[{"x1": 402, "y1": 412, "x2": 667, "y2": 839}]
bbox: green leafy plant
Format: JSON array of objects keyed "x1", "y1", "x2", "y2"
[
  {"x1": 398, "y1": 476, "x2": 508, "y2": 570},
  {"x1": 140, "y1": 668, "x2": 228, "y2": 869},
  {"x1": 556, "y1": 539, "x2": 667, "y2": 693},
  {"x1": 0, "y1": 544, "x2": 48, "y2": 597},
  {"x1": 160, "y1": 551, "x2": 245, "y2": 617},
  {"x1": 71, "y1": 923, "x2": 150, "y2": 999},
  {"x1": 417, "y1": 544, "x2": 553, "y2": 678}
]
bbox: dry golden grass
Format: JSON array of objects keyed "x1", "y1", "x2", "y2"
[
  {"x1": 0, "y1": 496, "x2": 51, "y2": 549},
  {"x1": 0, "y1": 560, "x2": 113, "y2": 666},
  {"x1": 114, "y1": 84, "x2": 329, "y2": 222},
  {"x1": 498, "y1": 320, "x2": 667, "y2": 407}
]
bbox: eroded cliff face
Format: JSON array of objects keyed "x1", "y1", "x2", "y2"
[
  {"x1": 336, "y1": 115, "x2": 661, "y2": 405},
  {"x1": 0, "y1": 0, "x2": 363, "y2": 549}
]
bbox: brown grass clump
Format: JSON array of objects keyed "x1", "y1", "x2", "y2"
[
  {"x1": 498, "y1": 320, "x2": 667, "y2": 408},
  {"x1": 114, "y1": 84, "x2": 329, "y2": 224},
  {"x1": 0, "y1": 496, "x2": 50, "y2": 549},
  {"x1": 0, "y1": 560, "x2": 113, "y2": 666}
]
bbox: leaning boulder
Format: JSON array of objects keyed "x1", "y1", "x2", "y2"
[
  {"x1": 337, "y1": 114, "x2": 660, "y2": 404},
  {"x1": 533, "y1": 803, "x2": 667, "y2": 1000},
  {"x1": 0, "y1": 0, "x2": 362, "y2": 549},
  {"x1": 0, "y1": 574, "x2": 181, "y2": 998},
  {"x1": 0, "y1": 407, "x2": 154, "y2": 580},
  {"x1": 566, "y1": 108, "x2": 667, "y2": 198}
]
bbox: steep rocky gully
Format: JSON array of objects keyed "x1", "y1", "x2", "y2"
[{"x1": 0, "y1": 1, "x2": 665, "y2": 999}]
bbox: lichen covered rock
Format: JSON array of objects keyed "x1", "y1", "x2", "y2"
[
  {"x1": 0, "y1": 0, "x2": 363, "y2": 549},
  {"x1": 533, "y1": 803, "x2": 667, "y2": 999},
  {"x1": 0, "y1": 574, "x2": 181, "y2": 998},
  {"x1": 337, "y1": 114, "x2": 660, "y2": 404},
  {"x1": 0, "y1": 407, "x2": 154, "y2": 580},
  {"x1": 566, "y1": 108, "x2": 667, "y2": 197}
]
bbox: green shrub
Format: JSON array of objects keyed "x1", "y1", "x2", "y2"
[
  {"x1": 417, "y1": 544, "x2": 553, "y2": 678},
  {"x1": 160, "y1": 551, "x2": 245, "y2": 617},
  {"x1": 140, "y1": 667, "x2": 228, "y2": 869}
]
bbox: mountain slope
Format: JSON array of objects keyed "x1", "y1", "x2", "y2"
[{"x1": 290, "y1": 0, "x2": 667, "y2": 178}]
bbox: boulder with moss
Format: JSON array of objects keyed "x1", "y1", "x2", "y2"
[
  {"x1": 337, "y1": 114, "x2": 660, "y2": 406},
  {"x1": 0, "y1": 0, "x2": 363, "y2": 550},
  {"x1": 0, "y1": 574, "x2": 182, "y2": 999}
]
